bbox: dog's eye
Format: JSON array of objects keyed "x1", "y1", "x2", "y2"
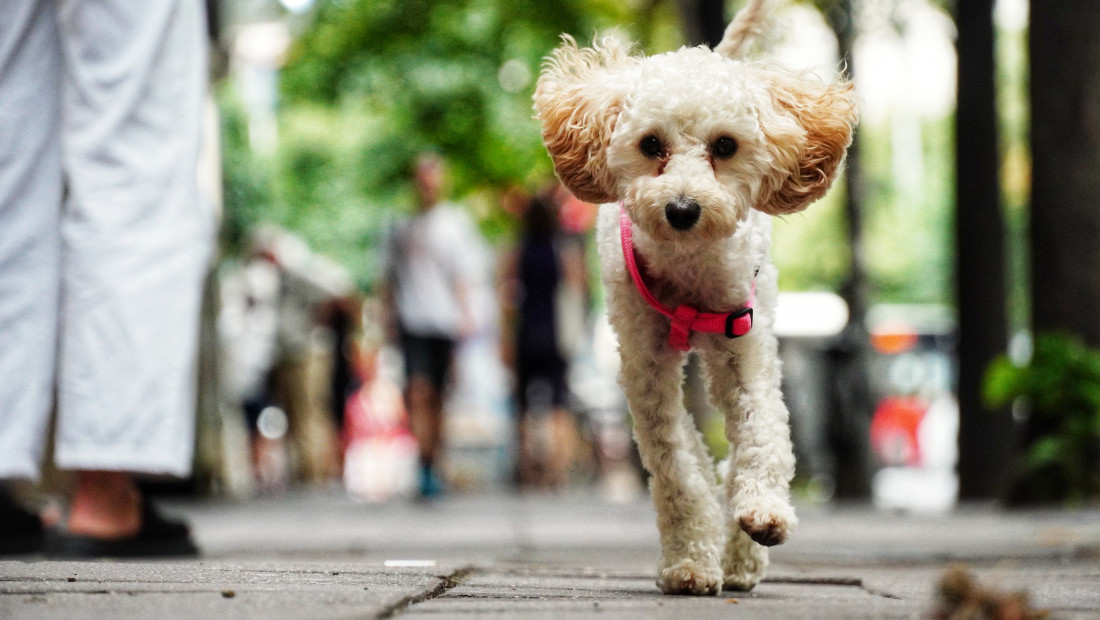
[
  {"x1": 712, "y1": 136, "x2": 738, "y2": 159},
  {"x1": 639, "y1": 136, "x2": 663, "y2": 158}
]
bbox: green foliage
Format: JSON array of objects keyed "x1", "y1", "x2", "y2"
[
  {"x1": 279, "y1": 0, "x2": 629, "y2": 197},
  {"x1": 216, "y1": 84, "x2": 398, "y2": 289},
  {"x1": 272, "y1": 106, "x2": 400, "y2": 288},
  {"x1": 995, "y1": 12, "x2": 1032, "y2": 334},
  {"x1": 862, "y1": 115, "x2": 955, "y2": 304},
  {"x1": 984, "y1": 333, "x2": 1100, "y2": 503},
  {"x1": 772, "y1": 116, "x2": 955, "y2": 301},
  {"x1": 218, "y1": 88, "x2": 276, "y2": 257},
  {"x1": 772, "y1": 187, "x2": 850, "y2": 292},
  {"x1": 251, "y1": 0, "x2": 646, "y2": 288}
]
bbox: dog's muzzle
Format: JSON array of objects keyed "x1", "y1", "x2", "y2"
[{"x1": 665, "y1": 196, "x2": 701, "y2": 231}]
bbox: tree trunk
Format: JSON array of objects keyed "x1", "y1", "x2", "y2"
[
  {"x1": 954, "y1": 0, "x2": 1013, "y2": 500},
  {"x1": 825, "y1": 0, "x2": 873, "y2": 500},
  {"x1": 1030, "y1": 3, "x2": 1100, "y2": 345},
  {"x1": 1021, "y1": 1, "x2": 1100, "y2": 505},
  {"x1": 676, "y1": 0, "x2": 727, "y2": 47}
]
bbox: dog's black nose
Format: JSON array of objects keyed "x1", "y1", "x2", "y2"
[{"x1": 665, "y1": 197, "x2": 701, "y2": 231}]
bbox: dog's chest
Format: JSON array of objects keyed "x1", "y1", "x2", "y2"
[
  {"x1": 644, "y1": 248, "x2": 756, "y2": 311},
  {"x1": 597, "y1": 205, "x2": 765, "y2": 313}
]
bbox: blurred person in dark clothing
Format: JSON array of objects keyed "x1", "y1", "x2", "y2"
[
  {"x1": 500, "y1": 187, "x2": 590, "y2": 490},
  {"x1": 318, "y1": 294, "x2": 364, "y2": 435}
]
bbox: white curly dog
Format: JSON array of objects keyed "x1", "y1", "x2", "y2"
[{"x1": 533, "y1": 0, "x2": 857, "y2": 596}]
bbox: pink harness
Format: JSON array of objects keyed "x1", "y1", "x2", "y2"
[{"x1": 619, "y1": 207, "x2": 755, "y2": 352}]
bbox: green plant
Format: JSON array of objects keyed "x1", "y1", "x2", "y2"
[{"x1": 983, "y1": 332, "x2": 1100, "y2": 504}]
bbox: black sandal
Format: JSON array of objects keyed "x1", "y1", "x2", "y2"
[
  {"x1": 0, "y1": 491, "x2": 46, "y2": 555},
  {"x1": 44, "y1": 501, "x2": 199, "y2": 558}
]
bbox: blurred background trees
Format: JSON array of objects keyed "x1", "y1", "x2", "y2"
[{"x1": 221, "y1": 0, "x2": 642, "y2": 288}]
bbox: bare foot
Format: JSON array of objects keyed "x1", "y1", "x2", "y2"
[{"x1": 66, "y1": 471, "x2": 142, "y2": 539}]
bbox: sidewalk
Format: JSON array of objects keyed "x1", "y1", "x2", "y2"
[{"x1": 2, "y1": 489, "x2": 1098, "y2": 619}]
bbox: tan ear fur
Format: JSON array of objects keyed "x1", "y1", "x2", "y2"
[
  {"x1": 756, "y1": 69, "x2": 858, "y2": 215},
  {"x1": 533, "y1": 35, "x2": 635, "y2": 204}
]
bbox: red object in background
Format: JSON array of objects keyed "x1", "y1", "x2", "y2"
[
  {"x1": 870, "y1": 395, "x2": 928, "y2": 467},
  {"x1": 341, "y1": 378, "x2": 419, "y2": 502},
  {"x1": 341, "y1": 381, "x2": 410, "y2": 454},
  {"x1": 559, "y1": 195, "x2": 598, "y2": 234}
]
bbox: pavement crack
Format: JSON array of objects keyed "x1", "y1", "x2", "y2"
[
  {"x1": 376, "y1": 566, "x2": 477, "y2": 619},
  {"x1": 765, "y1": 575, "x2": 904, "y2": 601},
  {"x1": 764, "y1": 576, "x2": 864, "y2": 587},
  {"x1": 861, "y1": 585, "x2": 904, "y2": 601}
]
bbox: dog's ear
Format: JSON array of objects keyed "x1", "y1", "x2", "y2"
[
  {"x1": 534, "y1": 35, "x2": 636, "y2": 204},
  {"x1": 754, "y1": 68, "x2": 858, "y2": 216},
  {"x1": 714, "y1": 0, "x2": 773, "y2": 59}
]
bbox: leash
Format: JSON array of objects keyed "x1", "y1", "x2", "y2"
[{"x1": 619, "y1": 207, "x2": 754, "y2": 352}]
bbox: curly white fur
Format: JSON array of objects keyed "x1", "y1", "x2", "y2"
[{"x1": 535, "y1": 1, "x2": 857, "y2": 596}]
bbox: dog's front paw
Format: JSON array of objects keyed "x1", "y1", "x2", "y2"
[
  {"x1": 657, "y1": 559, "x2": 722, "y2": 596},
  {"x1": 723, "y1": 528, "x2": 768, "y2": 591},
  {"x1": 735, "y1": 498, "x2": 797, "y2": 547},
  {"x1": 723, "y1": 571, "x2": 763, "y2": 592}
]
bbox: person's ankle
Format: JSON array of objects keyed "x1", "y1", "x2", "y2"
[{"x1": 66, "y1": 471, "x2": 142, "y2": 539}]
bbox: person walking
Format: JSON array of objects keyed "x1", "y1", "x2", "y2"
[
  {"x1": 500, "y1": 188, "x2": 589, "y2": 490},
  {"x1": 381, "y1": 153, "x2": 478, "y2": 499}
]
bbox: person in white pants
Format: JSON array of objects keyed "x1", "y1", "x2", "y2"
[{"x1": 0, "y1": 0, "x2": 214, "y2": 556}]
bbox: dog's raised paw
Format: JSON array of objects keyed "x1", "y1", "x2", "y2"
[
  {"x1": 737, "y1": 504, "x2": 795, "y2": 547},
  {"x1": 657, "y1": 559, "x2": 722, "y2": 596}
]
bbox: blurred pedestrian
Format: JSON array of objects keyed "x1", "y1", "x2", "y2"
[
  {"x1": 500, "y1": 187, "x2": 590, "y2": 490},
  {"x1": 317, "y1": 293, "x2": 364, "y2": 437},
  {"x1": 0, "y1": 0, "x2": 213, "y2": 556},
  {"x1": 267, "y1": 232, "x2": 351, "y2": 486},
  {"x1": 381, "y1": 153, "x2": 479, "y2": 498},
  {"x1": 217, "y1": 243, "x2": 283, "y2": 494},
  {"x1": 220, "y1": 226, "x2": 355, "y2": 492}
]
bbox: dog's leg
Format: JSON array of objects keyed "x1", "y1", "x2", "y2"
[
  {"x1": 702, "y1": 326, "x2": 797, "y2": 580},
  {"x1": 615, "y1": 325, "x2": 725, "y2": 596},
  {"x1": 679, "y1": 398, "x2": 720, "y2": 490},
  {"x1": 701, "y1": 349, "x2": 769, "y2": 591},
  {"x1": 681, "y1": 400, "x2": 766, "y2": 592},
  {"x1": 719, "y1": 517, "x2": 769, "y2": 591}
]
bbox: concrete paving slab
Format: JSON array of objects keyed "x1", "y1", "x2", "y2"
[
  {"x1": 407, "y1": 568, "x2": 923, "y2": 620},
  {"x1": 0, "y1": 559, "x2": 459, "y2": 620}
]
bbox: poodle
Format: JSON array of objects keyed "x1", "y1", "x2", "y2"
[{"x1": 533, "y1": 0, "x2": 857, "y2": 596}]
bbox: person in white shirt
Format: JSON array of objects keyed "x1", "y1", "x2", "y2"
[{"x1": 381, "y1": 153, "x2": 477, "y2": 498}]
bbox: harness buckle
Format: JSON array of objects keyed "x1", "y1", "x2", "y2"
[{"x1": 724, "y1": 307, "x2": 754, "y2": 339}]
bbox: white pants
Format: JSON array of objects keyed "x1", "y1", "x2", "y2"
[{"x1": 0, "y1": 0, "x2": 214, "y2": 479}]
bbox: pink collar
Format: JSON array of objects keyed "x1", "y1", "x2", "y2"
[{"x1": 620, "y1": 207, "x2": 754, "y2": 352}]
